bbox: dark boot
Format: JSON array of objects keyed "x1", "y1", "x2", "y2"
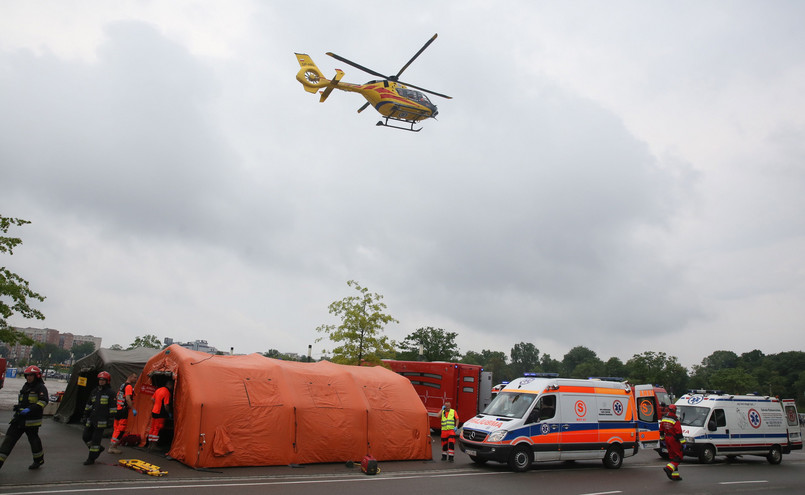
[
  {"x1": 83, "y1": 458, "x2": 95, "y2": 465},
  {"x1": 29, "y1": 458, "x2": 45, "y2": 470}
]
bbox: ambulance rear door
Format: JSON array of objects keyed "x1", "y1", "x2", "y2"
[
  {"x1": 634, "y1": 384, "x2": 660, "y2": 448},
  {"x1": 782, "y1": 399, "x2": 802, "y2": 451}
]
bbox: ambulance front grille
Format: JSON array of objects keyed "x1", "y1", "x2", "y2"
[{"x1": 462, "y1": 429, "x2": 488, "y2": 442}]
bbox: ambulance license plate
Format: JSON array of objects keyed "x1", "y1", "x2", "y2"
[{"x1": 465, "y1": 449, "x2": 477, "y2": 456}]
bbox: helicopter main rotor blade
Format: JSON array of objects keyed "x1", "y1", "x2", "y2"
[
  {"x1": 395, "y1": 33, "x2": 438, "y2": 79},
  {"x1": 396, "y1": 79, "x2": 452, "y2": 100},
  {"x1": 325, "y1": 52, "x2": 388, "y2": 80}
]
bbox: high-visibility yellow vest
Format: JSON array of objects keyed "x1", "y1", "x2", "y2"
[{"x1": 441, "y1": 409, "x2": 457, "y2": 430}]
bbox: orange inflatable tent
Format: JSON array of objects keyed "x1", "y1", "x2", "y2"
[{"x1": 126, "y1": 345, "x2": 431, "y2": 468}]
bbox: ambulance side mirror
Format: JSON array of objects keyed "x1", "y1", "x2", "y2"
[
  {"x1": 707, "y1": 419, "x2": 717, "y2": 431},
  {"x1": 526, "y1": 409, "x2": 541, "y2": 424}
]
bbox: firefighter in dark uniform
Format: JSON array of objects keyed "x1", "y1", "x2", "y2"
[
  {"x1": 81, "y1": 371, "x2": 117, "y2": 465},
  {"x1": 660, "y1": 404, "x2": 686, "y2": 481},
  {"x1": 0, "y1": 366, "x2": 48, "y2": 470}
]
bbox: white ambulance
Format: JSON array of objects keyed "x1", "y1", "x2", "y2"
[
  {"x1": 457, "y1": 376, "x2": 646, "y2": 472},
  {"x1": 675, "y1": 392, "x2": 803, "y2": 464}
]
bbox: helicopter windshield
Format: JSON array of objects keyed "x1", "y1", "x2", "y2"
[{"x1": 397, "y1": 88, "x2": 432, "y2": 105}]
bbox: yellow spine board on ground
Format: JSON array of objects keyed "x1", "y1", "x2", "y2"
[{"x1": 119, "y1": 459, "x2": 168, "y2": 476}]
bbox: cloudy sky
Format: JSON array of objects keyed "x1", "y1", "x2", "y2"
[{"x1": 2, "y1": 1, "x2": 803, "y2": 369}]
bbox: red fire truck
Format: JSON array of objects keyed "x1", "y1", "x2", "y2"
[{"x1": 383, "y1": 360, "x2": 493, "y2": 431}]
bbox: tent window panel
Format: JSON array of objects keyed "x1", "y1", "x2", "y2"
[
  {"x1": 243, "y1": 379, "x2": 283, "y2": 407},
  {"x1": 362, "y1": 386, "x2": 393, "y2": 411},
  {"x1": 307, "y1": 382, "x2": 342, "y2": 408}
]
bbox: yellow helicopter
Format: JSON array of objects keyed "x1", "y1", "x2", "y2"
[{"x1": 295, "y1": 34, "x2": 451, "y2": 132}]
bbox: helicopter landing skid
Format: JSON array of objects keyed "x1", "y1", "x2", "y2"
[{"x1": 376, "y1": 116, "x2": 422, "y2": 132}]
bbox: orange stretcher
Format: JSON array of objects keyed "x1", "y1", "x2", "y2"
[{"x1": 118, "y1": 459, "x2": 168, "y2": 476}]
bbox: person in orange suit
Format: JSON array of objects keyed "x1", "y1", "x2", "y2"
[
  {"x1": 147, "y1": 379, "x2": 173, "y2": 451},
  {"x1": 660, "y1": 404, "x2": 686, "y2": 481}
]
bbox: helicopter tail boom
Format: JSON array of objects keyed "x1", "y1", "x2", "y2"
[{"x1": 319, "y1": 69, "x2": 344, "y2": 102}]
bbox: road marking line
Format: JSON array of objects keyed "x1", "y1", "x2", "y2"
[
  {"x1": 2, "y1": 470, "x2": 510, "y2": 495},
  {"x1": 718, "y1": 480, "x2": 768, "y2": 485},
  {"x1": 579, "y1": 491, "x2": 622, "y2": 495}
]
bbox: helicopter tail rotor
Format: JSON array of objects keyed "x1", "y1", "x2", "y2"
[{"x1": 295, "y1": 53, "x2": 329, "y2": 93}]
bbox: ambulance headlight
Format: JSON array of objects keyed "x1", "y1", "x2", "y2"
[
  {"x1": 487, "y1": 430, "x2": 506, "y2": 442},
  {"x1": 684, "y1": 437, "x2": 695, "y2": 443}
]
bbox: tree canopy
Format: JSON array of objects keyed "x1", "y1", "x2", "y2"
[
  {"x1": 71, "y1": 341, "x2": 95, "y2": 360},
  {"x1": 1, "y1": 215, "x2": 45, "y2": 346},
  {"x1": 128, "y1": 334, "x2": 162, "y2": 349},
  {"x1": 316, "y1": 280, "x2": 397, "y2": 365},
  {"x1": 397, "y1": 327, "x2": 460, "y2": 361}
]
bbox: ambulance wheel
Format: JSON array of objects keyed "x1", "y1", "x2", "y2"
[
  {"x1": 698, "y1": 445, "x2": 715, "y2": 464},
  {"x1": 602, "y1": 444, "x2": 623, "y2": 469},
  {"x1": 766, "y1": 445, "x2": 782, "y2": 464},
  {"x1": 469, "y1": 455, "x2": 488, "y2": 465},
  {"x1": 507, "y1": 444, "x2": 533, "y2": 472}
]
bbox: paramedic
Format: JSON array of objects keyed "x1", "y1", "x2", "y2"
[
  {"x1": 0, "y1": 366, "x2": 48, "y2": 470},
  {"x1": 441, "y1": 401, "x2": 459, "y2": 462},
  {"x1": 660, "y1": 404, "x2": 685, "y2": 481},
  {"x1": 82, "y1": 371, "x2": 117, "y2": 465},
  {"x1": 147, "y1": 379, "x2": 173, "y2": 450},
  {"x1": 109, "y1": 373, "x2": 138, "y2": 454}
]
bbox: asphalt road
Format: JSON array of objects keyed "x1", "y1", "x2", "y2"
[{"x1": 0, "y1": 388, "x2": 803, "y2": 495}]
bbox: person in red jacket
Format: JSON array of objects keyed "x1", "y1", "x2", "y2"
[
  {"x1": 660, "y1": 404, "x2": 686, "y2": 481},
  {"x1": 108, "y1": 373, "x2": 138, "y2": 454},
  {"x1": 147, "y1": 379, "x2": 173, "y2": 451}
]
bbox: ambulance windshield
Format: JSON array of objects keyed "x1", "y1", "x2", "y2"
[
  {"x1": 482, "y1": 392, "x2": 536, "y2": 419},
  {"x1": 677, "y1": 405, "x2": 710, "y2": 427}
]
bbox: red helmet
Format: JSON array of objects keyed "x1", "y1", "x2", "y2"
[
  {"x1": 97, "y1": 371, "x2": 112, "y2": 381},
  {"x1": 24, "y1": 365, "x2": 42, "y2": 378},
  {"x1": 668, "y1": 404, "x2": 677, "y2": 413}
]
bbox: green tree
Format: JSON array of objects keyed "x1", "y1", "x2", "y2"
[
  {"x1": 604, "y1": 357, "x2": 627, "y2": 379},
  {"x1": 709, "y1": 368, "x2": 759, "y2": 394},
  {"x1": 263, "y1": 349, "x2": 305, "y2": 361},
  {"x1": 481, "y1": 349, "x2": 510, "y2": 381},
  {"x1": 1, "y1": 215, "x2": 45, "y2": 345},
  {"x1": 562, "y1": 346, "x2": 602, "y2": 378},
  {"x1": 539, "y1": 353, "x2": 562, "y2": 374},
  {"x1": 689, "y1": 350, "x2": 740, "y2": 389},
  {"x1": 31, "y1": 342, "x2": 70, "y2": 364},
  {"x1": 71, "y1": 341, "x2": 95, "y2": 360},
  {"x1": 626, "y1": 351, "x2": 689, "y2": 395},
  {"x1": 129, "y1": 334, "x2": 162, "y2": 349},
  {"x1": 461, "y1": 350, "x2": 483, "y2": 365},
  {"x1": 510, "y1": 342, "x2": 541, "y2": 376},
  {"x1": 397, "y1": 327, "x2": 460, "y2": 361},
  {"x1": 108, "y1": 344, "x2": 124, "y2": 350},
  {"x1": 316, "y1": 280, "x2": 398, "y2": 366}
]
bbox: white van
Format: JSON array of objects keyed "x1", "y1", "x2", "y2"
[
  {"x1": 675, "y1": 392, "x2": 802, "y2": 464},
  {"x1": 457, "y1": 376, "x2": 645, "y2": 471}
]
